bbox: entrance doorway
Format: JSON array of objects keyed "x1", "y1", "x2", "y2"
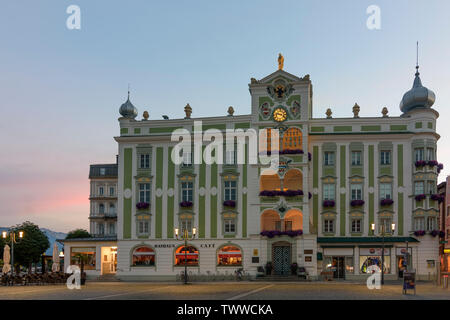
[
  {"x1": 101, "y1": 246, "x2": 117, "y2": 275},
  {"x1": 272, "y1": 244, "x2": 291, "y2": 275},
  {"x1": 332, "y1": 256, "x2": 345, "y2": 279}
]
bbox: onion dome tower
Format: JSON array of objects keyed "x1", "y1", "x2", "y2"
[
  {"x1": 119, "y1": 90, "x2": 138, "y2": 119},
  {"x1": 399, "y1": 44, "x2": 436, "y2": 114}
]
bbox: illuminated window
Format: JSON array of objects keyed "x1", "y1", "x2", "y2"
[
  {"x1": 132, "y1": 246, "x2": 155, "y2": 266},
  {"x1": 282, "y1": 128, "x2": 302, "y2": 150},
  {"x1": 217, "y1": 245, "x2": 242, "y2": 266},
  {"x1": 175, "y1": 245, "x2": 199, "y2": 266}
]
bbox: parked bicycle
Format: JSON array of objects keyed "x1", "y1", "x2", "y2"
[{"x1": 235, "y1": 268, "x2": 245, "y2": 281}]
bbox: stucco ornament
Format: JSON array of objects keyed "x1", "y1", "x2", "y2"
[
  {"x1": 199, "y1": 187, "x2": 206, "y2": 196},
  {"x1": 124, "y1": 188, "x2": 132, "y2": 199},
  {"x1": 155, "y1": 188, "x2": 163, "y2": 197}
]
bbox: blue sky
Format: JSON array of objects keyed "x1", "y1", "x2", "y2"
[{"x1": 1, "y1": 0, "x2": 449, "y2": 231}]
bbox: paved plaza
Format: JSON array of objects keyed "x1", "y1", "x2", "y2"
[{"x1": 0, "y1": 281, "x2": 449, "y2": 300}]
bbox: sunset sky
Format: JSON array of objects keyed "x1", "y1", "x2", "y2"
[{"x1": 1, "y1": 0, "x2": 450, "y2": 232}]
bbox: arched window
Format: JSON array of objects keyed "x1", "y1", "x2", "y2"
[
  {"x1": 175, "y1": 245, "x2": 199, "y2": 266},
  {"x1": 282, "y1": 128, "x2": 302, "y2": 151},
  {"x1": 284, "y1": 209, "x2": 303, "y2": 231},
  {"x1": 132, "y1": 246, "x2": 155, "y2": 266},
  {"x1": 260, "y1": 210, "x2": 281, "y2": 231},
  {"x1": 283, "y1": 169, "x2": 303, "y2": 191},
  {"x1": 217, "y1": 245, "x2": 242, "y2": 266},
  {"x1": 260, "y1": 171, "x2": 281, "y2": 191}
]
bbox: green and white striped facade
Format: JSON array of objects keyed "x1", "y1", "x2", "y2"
[{"x1": 114, "y1": 67, "x2": 440, "y2": 281}]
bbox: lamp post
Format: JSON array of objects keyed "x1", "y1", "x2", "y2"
[
  {"x1": 175, "y1": 226, "x2": 197, "y2": 284},
  {"x1": 371, "y1": 222, "x2": 395, "y2": 285},
  {"x1": 2, "y1": 228, "x2": 24, "y2": 277}
]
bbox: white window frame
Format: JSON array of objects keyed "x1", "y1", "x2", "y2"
[
  {"x1": 224, "y1": 219, "x2": 236, "y2": 234},
  {"x1": 426, "y1": 216, "x2": 436, "y2": 231},
  {"x1": 140, "y1": 154, "x2": 150, "y2": 169},
  {"x1": 414, "y1": 181, "x2": 424, "y2": 195},
  {"x1": 181, "y1": 182, "x2": 193, "y2": 202},
  {"x1": 426, "y1": 148, "x2": 435, "y2": 161},
  {"x1": 324, "y1": 152, "x2": 335, "y2": 166},
  {"x1": 139, "y1": 183, "x2": 151, "y2": 203},
  {"x1": 324, "y1": 219, "x2": 334, "y2": 233},
  {"x1": 323, "y1": 184, "x2": 335, "y2": 201},
  {"x1": 351, "y1": 151, "x2": 362, "y2": 166},
  {"x1": 351, "y1": 184, "x2": 363, "y2": 200},
  {"x1": 99, "y1": 186, "x2": 104, "y2": 196},
  {"x1": 380, "y1": 150, "x2": 391, "y2": 165},
  {"x1": 380, "y1": 183, "x2": 392, "y2": 200},
  {"x1": 351, "y1": 219, "x2": 361, "y2": 233},
  {"x1": 414, "y1": 217, "x2": 425, "y2": 231},
  {"x1": 414, "y1": 148, "x2": 424, "y2": 161},
  {"x1": 224, "y1": 180, "x2": 237, "y2": 201}
]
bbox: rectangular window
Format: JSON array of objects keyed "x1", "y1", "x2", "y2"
[
  {"x1": 426, "y1": 148, "x2": 435, "y2": 161},
  {"x1": 181, "y1": 182, "x2": 193, "y2": 202},
  {"x1": 427, "y1": 181, "x2": 436, "y2": 194},
  {"x1": 138, "y1": 221, "x2": 149, "y2": 234},
  {"x1": 351, "y1": 151, "x2": 362, "y2": 165},
  {"x1": 182, "y1": 151, "x2": 193, "y2": 167},
  {"x1": 225, "y1": 149, "x2": 236, "y2": 165},
  {"x1": 224, "y1": 181, "x2": 237, "y2": 201},
  {"x1": 99, "y1": 187, "x2": 104, "y2": 196},
  {"x1": 181, "y1": 219, "x2": 192, "y2": 234},
  {"x1": 108, "y1": 223, "x2": 115, "y2": 235},
  {"x1": 380, "y1": 151, "x2": 391, "y2": 165},
  {"x1": 414, "y1": 148, "x2": 424, "y2": 161},
  {"x1": 414, "y1": 181, "x2": 424, "y2": 195},
  {"x1": 379, "y1": 218, "x2": 392, "y2": 234},
  {"x1": 140, "y1": 154, "x2": 150, "y2": 169},
  {"x1": 100, "y1": 168, "x2": 106, "y2": 176},
  {"x1": 98, "y1": 224, "x2": 104, "y2": 235},
  {"x1": 224, "y1": 219, "x2": 236, "y2": 234},
  {"x1": 380, "y1": 183, "x2": 392, "y2": 200},
  {"x1": 139, "y1": 183, "x2": 151, "y2": 203},
  {"x1": 414, "y1": 217, "x2": 425, "y2": 231},
  {"x1": 324, "y1": 152, "x2": 335, "y2": 166},
  {"x1": 351, "y1": 184, "x2": 363, "y2": 200},
  {"x1": 352, "y1": 219, "x2": 361, "y2": 233},
  {"x1": 427, "y1": 217, "x2": 436, "y2": 231},
  {"x1": 323, "y1": 184, "x2": 335, "y2": 201},
  {"x1": 324, "y1": 220, "x2": 334, "y2": 233},
  {"x1": 109, "y1": 187, "x2": 115, "y2": 196},
  {"x1": 275, "y1": 220, "x2": 282, "y2": 232}
]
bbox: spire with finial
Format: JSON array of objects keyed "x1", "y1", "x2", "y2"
[
  {"x1": 119, "y1": 84, "x2": 138, "y2": 119},
  {"x1": 399, "y1": 42, "x2": 435, "y2": 113}
]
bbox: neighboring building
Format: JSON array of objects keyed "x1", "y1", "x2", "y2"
[
  {"x1": 61, "y1": 161, "x2": 119, "y2": 278},
  {"x1": 89, "y1": 162, "x2": 118, "y2": 237},
  {"x1": 64, "y1": 57, "x2": 442, "y2": 281},
  {"x1": 438, "y1": 177, "x2": 450, "y2": 272}
]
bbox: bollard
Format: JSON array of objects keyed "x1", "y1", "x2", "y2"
[{"x1": 443, "y1": 276, "x2": 448, "y2": 289}]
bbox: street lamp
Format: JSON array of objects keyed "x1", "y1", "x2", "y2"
[
  {"x1": 371, "y1": 222, "x2": 395, "y2": 285},
  {"x1": 175, "y1": 226, "x2": 197, "y2": 284},
  {"x1": 2, "y1": 228, "x2": 24, "y2": 277}
]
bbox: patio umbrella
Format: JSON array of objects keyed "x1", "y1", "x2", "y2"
[
  {"x1": 2, "y1": 244, "x2": 11, "y2": 274},
  {"x1": 51, "y1": 243, "x2": 60, "y2": 272}
]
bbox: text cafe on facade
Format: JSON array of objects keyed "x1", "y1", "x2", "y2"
[{"x1": 63, "y1": 56, "x2": 441, "y2": 281}]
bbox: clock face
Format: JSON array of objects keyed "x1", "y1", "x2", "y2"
[{"x1": 273, "y1": 108, "x2": 287, "y2": 122}]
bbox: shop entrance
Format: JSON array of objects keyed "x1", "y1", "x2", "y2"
[
  {"x1": 272, "y1": 243, "x2": 291, "y2": 275},
  {"x1": 332, "y1": 256, "x2": 345, "y2": 279},
  {"x1": 101, "y1": 246, "x2": 117, "y2": 275}
]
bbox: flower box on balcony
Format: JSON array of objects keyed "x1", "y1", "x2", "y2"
[
  {"x1": 136, "y1": 202, "x2": 150, "y2": 210},
  {"x1": 415, "y1": 160, "x2": 427, "y2": 168},
  {"x1": 438, "y1": 163, "x2": 444, "y2": 174},
  {"x1": 179, "y1": 201, "x2": 193, "y2": 208},
  {"x1": 380, "y1": 199, "x2": 394, "y2": 206},
  {"x1": 430, "y1": 230, "x2": 440, "y2": 237},
  {"x1": 323, "y1": 200, "x2": 335, "y2": 207},
  {"x1": 414, "y1": 230, "x2": 426, "y2": 237},
  {"x1": 259, "y1": 190, "x2": 303, "y2": 197},
  {"x1": 430, "y1": 194, "x2": 444, "y2": 203},
  {"x1": 427, "y1": 160, "x2": 439, "y2": 167},
  {"x1": 350, "y1": 200, "x2": 365, "y2": 207},
  {"x1": 260, "y1": 230, "x2": 303, "y2": 238},
  {"x1": 414, "y1": 194, "x2": 426, "y2": 201},
  {"x1": 280, "y1": 149, "x2": 304, "y2": 155},
  {"x1": 223, "y1": 200, "x2": 236, "y2": 208}
]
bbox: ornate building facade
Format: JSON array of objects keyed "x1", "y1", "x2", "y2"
[{"x1": 64, "y1": 59, "x2": 442, "y2": 281}]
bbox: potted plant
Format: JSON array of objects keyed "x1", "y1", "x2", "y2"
[
  {"x1": 136, "y1": 202, "x2": 150, "y2": 210},
  {"x1": 265, "y1": 262, "x2": 273, "y2": 275},
  {"x1": 179, "y1": 201, "x2": 193, "y2": 208},
  {"x1": 350, "y1": 199, "x2": 365, "y2": 207},
  {"x1": 290, "y1": 262, "x2": 298, "y2": 275},
  {"x1": 414, "y1": 230, "x2": 426, "y2": 237},
  {"x1": 380, "y1": 199, "x2": 394, "y2": 206},
  {"x1": 223, "y1": 200, "x2": 236, "y2": 208}
]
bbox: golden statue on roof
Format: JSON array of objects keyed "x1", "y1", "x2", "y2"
[{"x1": 278, "y1": 53, "x2": 284, "y2": 70}]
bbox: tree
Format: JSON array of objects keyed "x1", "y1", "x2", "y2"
[
  {"x1": 65, "y1": 229, "x2": 91, "y2": 239},
  {"x1": 13, "y1": 221, "x2": 50, "y2": 273}
]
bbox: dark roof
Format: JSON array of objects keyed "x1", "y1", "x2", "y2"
[
  {"x1": 58, "y1": 236, "x2": 117, "y2": 243},
  {"x1": 317, "y1": 237, "x2": 419, "y2": 244},
  {"x1": 89, "y1": 164, "x2": 118, "y2": 179}
]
